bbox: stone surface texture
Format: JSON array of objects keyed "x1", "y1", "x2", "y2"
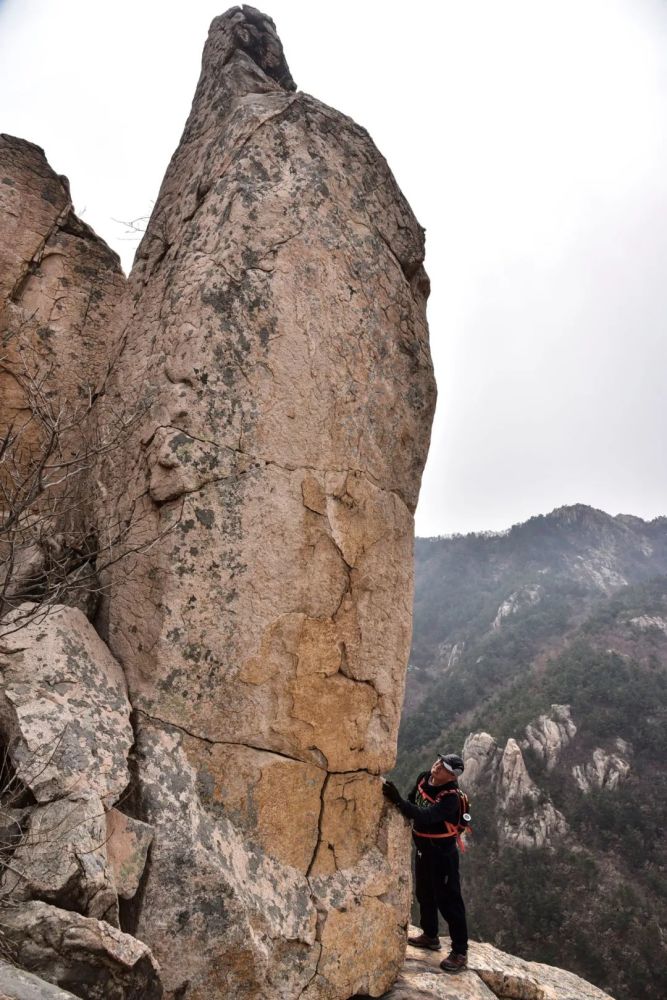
[
  {"x1": 0, "y1": 134, "x2": 126, "y2": 620},
  {"x1": 0, "y1": 605, "x2": 133, "y2": 805},
  {"x1": 0, "y1": 902, "x2": 162, "y2": 1000},
  {"x1": 0, "y1": 962, "x2": 78, "y2": 1000},
  {"x1": 93, "y1": 6, "x2": 434, "y2": 999},
  {"x1": 0, "y1": 135, "x2": 124, "y2": 415},
  {"x1": 5, "y1": 794, "x2": 118, "y2": 924},
  {"x1": 380, "y1": 928, "x2": 616, "y2": 1000}
]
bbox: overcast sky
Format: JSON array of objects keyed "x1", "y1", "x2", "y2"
[{"x1": 2, "y1": 0, "x2": 666, "y2": 536}]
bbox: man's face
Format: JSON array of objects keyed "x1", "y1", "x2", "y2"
[{"x1": 430, "y1": 758, "x2": 451, "y2": 782}]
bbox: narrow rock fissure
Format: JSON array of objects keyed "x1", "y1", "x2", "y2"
[
  {"x1": 135, "y1": 709, "x2": 382, "y2": 780},
  {"x1": 8, "y1": 198, "x2": 72, "y2": 304},
  {"x1": 305, "y1": 771, "x2": 330, "y2": 879}
]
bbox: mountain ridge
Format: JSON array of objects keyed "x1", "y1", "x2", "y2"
[{"x1": 396, "y1": 503, "x2": 667, "y2": 1000}]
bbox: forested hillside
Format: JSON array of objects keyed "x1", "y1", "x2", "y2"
[{"x1": 396, "y1": 505, "x2": 667, "y2": 1000}]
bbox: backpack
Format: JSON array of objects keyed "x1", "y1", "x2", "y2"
[
  {"x1": 443, "y1": 787, "x2": 472, "y2": 850},
  {"x1": 414, "y1": 778, "x2": 473, "y2": 850}
]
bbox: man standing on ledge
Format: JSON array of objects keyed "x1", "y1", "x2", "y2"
[{"x1": 382, "y1": 753, "x2": 469, "y2": 973}]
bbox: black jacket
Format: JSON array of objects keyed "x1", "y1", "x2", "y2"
[{"x1": 397, "y1": 771, "x2": 463, "y2": 846}]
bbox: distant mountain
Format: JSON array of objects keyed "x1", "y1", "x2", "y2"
[{"x1": 395, "y1": 505, "x2": 667, "y2": 1000}]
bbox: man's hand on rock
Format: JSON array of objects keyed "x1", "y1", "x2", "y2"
[{"x1": 382, "y1": 779, "x2": 403, "y2": 806}]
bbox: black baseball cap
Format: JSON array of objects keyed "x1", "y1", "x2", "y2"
[{"x1": 437, "y1": 753, "x2": 464, "y2": 776}]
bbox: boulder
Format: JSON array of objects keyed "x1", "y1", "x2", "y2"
[
  {"x1": 469, "y1": 940, "x2": 614, "y2": 1000},
  {"x1": 0, "y1": 962, "x2": 78, "y2": 1000},
  {"x1": 95, "y1": 6, "x2": 435, "y2": 998},
  {"x1": 0, "y1": 605, "x2": 133, "y2": 806},
  {"x1": 0, "y1": 901, "x2": 161, "y2": 1000},
  {"x1": 3, "y1": 794, "x2": 117, "y2": 925}
]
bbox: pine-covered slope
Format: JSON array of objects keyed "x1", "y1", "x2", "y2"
[{"x1": 395, "y1": 505, "x2": 667, "y2": 1000}]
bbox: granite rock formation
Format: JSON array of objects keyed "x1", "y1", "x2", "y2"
[
  {"x1": 88, "y1": 5, "x2": 434, "y2": 998},
  {"x1": 521, "y1": 704, "x2": 576, "y2": 770},
  {"x1": 461, "y1": 733, "x2": 567, "y2": 849}
]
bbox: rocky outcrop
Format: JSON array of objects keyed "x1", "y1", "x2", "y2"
[
  {"x1": 379, "y1": 929, "x2": 615, "y2": 1000},
  {"x1": 521, "y1": 704, "x2": 576, "y2": 770},
  {"x1": 629, "y1": 614, "x2": 667, "y2": 634},
  {"x1": 572, "y1": 740, "x2": 631, "y2": 793},
  {"x1": 461, "y1": 732, "x2": 499, "y2": 789},
  {"x1": 1, "y1": 5, "x2": 436, "y2": 997},
  {"x1": 0, "y1": 902, "x2": 162, "y2": 1000},
  {"x1": 497, "y1": 739, "x2": 567, "y2": 848},
  {"x1": 461, "y1": 732, "x2": 566, "y2": 849},
  {"x1": 491, "y1": 586, "x2": 541, "y2": 631},
  {"x1": 87, "y1": 6, "x2": 436, "y2": 999}
]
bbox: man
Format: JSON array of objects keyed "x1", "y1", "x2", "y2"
[{"x1": 382, "y1": 753, "x2": 469, "y2": 973}]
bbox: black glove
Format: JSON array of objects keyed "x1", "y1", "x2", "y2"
[{"x1": 382, "y1": 779, "x2": 403, "y2": 806}]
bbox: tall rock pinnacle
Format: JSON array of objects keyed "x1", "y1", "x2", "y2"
[{"x1": 97, "y1": 6, "x2": 436, "y2": 998}]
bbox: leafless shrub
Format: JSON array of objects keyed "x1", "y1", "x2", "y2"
[{"x1": 0, "y1": 316, "x2": 174, "y2": 642}]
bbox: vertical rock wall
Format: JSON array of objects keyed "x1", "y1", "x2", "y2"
[
  {"x1": 0, "y1": 135, "x2": 125, "y2": 489},
  {"x1": 0, "y1": 136, "x2": 126, "y2": 616},
  {"x1": 99, "y1": 7, "x2": 434, "y2": 998}
]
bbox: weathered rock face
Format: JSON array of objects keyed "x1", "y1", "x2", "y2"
[
  {"x1": 90, "y1": 6, "x2": 435, "y2": 998},
  {"x1": 0, "y1": 136, "x2": 126, "y2": 621},
  {"x1": 0, "y1": 135, "x2": 124, "y2": 438},
  {"x1": 0, "y1": 606, "x2": 154, "y2": 952}
]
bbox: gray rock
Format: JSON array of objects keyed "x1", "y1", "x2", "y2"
[
  {"x1": 0, "y1": 961, "x2": 78, "y2": 999},
  {"x1": 0, "y1": 901, "x2": 162, "y2": 1000}
]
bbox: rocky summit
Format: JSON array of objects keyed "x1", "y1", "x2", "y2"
[{"x1": 0, "y1": 7, "x2": 621, "y2": 1000}]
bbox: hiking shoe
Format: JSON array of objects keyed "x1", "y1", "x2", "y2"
[
  {"x1": 440, "y1": 951, "x2": 467, "y2": 973},
  {"x1": 407, "y1": 932, "x2": 441, "y2": 951}
]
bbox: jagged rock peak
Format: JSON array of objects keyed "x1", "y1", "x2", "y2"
[{"x1": 209, "y1": 5, "x2": 296, "y2": 91}]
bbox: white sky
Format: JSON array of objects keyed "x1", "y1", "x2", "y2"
[{"x1": 2, "y1": 0, "x2": 666, "y2": 536}]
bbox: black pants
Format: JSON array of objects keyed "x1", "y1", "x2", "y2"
[{"x1": 414, "y1": 837, "x2": 468, "y2": 954}]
